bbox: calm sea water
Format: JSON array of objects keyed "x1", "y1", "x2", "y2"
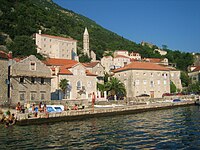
[{"x1": 1, "y1": 105, "x2": 200, "y2": 149}]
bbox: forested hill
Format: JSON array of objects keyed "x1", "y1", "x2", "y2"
[{"x1": 0, "y1": 0, "x2": 194, "y2": 71}]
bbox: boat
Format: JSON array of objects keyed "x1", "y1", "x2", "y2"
[{"x1": 28, "y1": 105, "x2": 64, "y2": 113}]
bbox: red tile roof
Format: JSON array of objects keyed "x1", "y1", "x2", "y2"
[
  {"x1": 0, "y1": 51, "x2": 8, "y2": 59},
  {"x1": 113, "y1": 61, "x2": 169, "y2": 73},
  {"x1": 44, "y1": 58, "x2": 78, "y2": 66},
  {"x1": 114, "y1": 55, "x2": 130, "y2": 59},
  {"x1": 37, "y1": 33, "x2": 77, "y2": 42},
  {"x1": 143, "y1": 58, "x2": 162, "y2": 63},
  {"x1": 58, "y1": 66, "x2": 73, "y2": 75},
  {"x1": 193, "y1": 66, "x2": 200, "y2": 72},
  {"x1": 82, "y1": 62, "x2": 99, "y2": 68}
]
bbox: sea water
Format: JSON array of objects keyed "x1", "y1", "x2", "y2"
[{"x1": 1, "y1": 105, "x2": 200, "y2": 149}]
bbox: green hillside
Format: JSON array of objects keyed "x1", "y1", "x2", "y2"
[{"x1": 0, "y1": 0, "x2": 194, "y2": 71}]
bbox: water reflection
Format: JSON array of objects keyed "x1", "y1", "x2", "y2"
[{"x1": 1, "y1": 106, "x2": 200, "y2": 149}]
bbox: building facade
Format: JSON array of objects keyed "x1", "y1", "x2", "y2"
[
  {"x1": 113, "y1": 62, "x2": 170, "y2": 98},
  {"x1": 0, "y1": 51, "x2": 8, "y2": 104},
  {"x1": 188, "y1": 66, "x2": 200, "y2": 84},
  {"x1": 10, "y1": 55, "x2": 51, "y2": 105},
  {"x1": 35, "y1": 30, "x2": 78, "y2": 60},
  {"x1": 82, "y1": 61, "x2": 105, "y2": 83},
  {"x1": 44, "y1": 58, "x2": 97, "y2": 100}
]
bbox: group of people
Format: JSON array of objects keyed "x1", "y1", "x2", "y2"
[
  {"x1": 31, "y1": 102, "x2": 48, "y2": 118},
  {"x1": 0, "y1": 110, "x2": 16, "y2": 128}
]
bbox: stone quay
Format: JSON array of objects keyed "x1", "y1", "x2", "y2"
[{"x1": 14, "y1": 100, "x2": 195, "y2": 126}]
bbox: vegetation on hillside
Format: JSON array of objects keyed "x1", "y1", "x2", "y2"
[{"x1": 0, "y1": 0, "x2": 194, "y2": 71}]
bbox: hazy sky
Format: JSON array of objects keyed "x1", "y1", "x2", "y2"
[{"x1": 53, "y1": 0, "x2": 200, "y2": 53}]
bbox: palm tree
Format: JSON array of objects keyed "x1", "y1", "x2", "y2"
[
  {"x1": 59, "y1": 79, "x2": 69, "y2": 99},
  {"x1": 106, "y1": 77, "x2": 126, "y2": 100}
]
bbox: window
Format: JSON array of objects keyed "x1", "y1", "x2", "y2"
[
  {"x1": 77, "y1": 81, "x2": 81, "y2": 90},
  {"x1": 143, "y1": 80, "x2": 147, "y2": 85},
  {"x1": 19, "y1": 77, "x2": 25, "y2": 83},
  {"x1": 136, "y1": 72, "x2": 139, "y2": 76},
  {"x1": 135, "y1": 80, "x2": 140, "y2": 85},
  {"x1": 30, "y1": 62, "x2": 36, "y2": 71},
  {"x1": 150, "y1": 81, "x2": 154, "y2": 87},
  {"x1": 41, "y1": 78, "x2": 44, "y2": 84},
  {"x1": 40, "y1": 92, "x2": 45, "y2": 100},
  {"x1": 31, "y1": 77, "x2": 35, "y2": 84},
  {"x1": 151, "y1": 73, "x2": 153, "y2": 77},
  {"x1": 143, "y1": 73, "x2": 146, "y2": 76},
  {"x1": 30, "y1": 92, "x2": 36, "y2": 101},
  {"x1": 164, "y1": 80, "x2": 167, "y2": 85},
  {"x1": 157, "y1": 80, "x2": 160, "y2": 85},
  {"x1": 19, "y1": 92, "x2": 25, "y2": 101}
]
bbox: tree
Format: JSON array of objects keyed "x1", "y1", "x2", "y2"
[
  {"x1": 187, "y1": 82, "x2": 200, "y2": 94},
  {"x1": 105, "y1": 77, "x2": 126, "y2": 99},
  {"x1": 7, "y1": 35, "x2": 37, "y2": 57},
  {"x1": 59, "y1": 79, "x2": 69, "y2": 99},
  {"x1": 170, "y1": 81, "x2": 177, "y2": 93},
  {"x1": 180, "y1": 71, "x2": 190, "y2": 87}
]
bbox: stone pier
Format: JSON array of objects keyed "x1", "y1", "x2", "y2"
[{"x1": 15, "y1": 100, "x2": 195, "y2": 126}]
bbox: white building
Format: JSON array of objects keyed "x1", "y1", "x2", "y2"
[{"x1": 35, "y1": 30, "x2": 78, "y2": 60}]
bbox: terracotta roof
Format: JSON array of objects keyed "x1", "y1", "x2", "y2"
[
  {"x1": 113, "y1": 61, "x2": 169, "y2": 73},
  {"x1": 114, "y1": 55, "x2": 130, "y2": 59},
  {"x1": 37, "y1": 33, "x2": 77, "y2": 42},
  {"x1": 193, "y1": 66, "x2": 200, "y2": 72},
  {"x1": 58, "y1": 66, "x2": 73, "y2": 75},
  {"x1": 143, "y1": 58, "x2": 162, "y2": 63},
  {"x1": 85, "y1": 70, "x2": 97, "y2": 76},
  {"x1": 0, "y1": 51, "x2": 8, "y2": 59},
  {"x1": 82, "y1": 62, "x2": 99, "y2": 68},
  {"x1": 44, "y1": 58, "x2": 78, "y2": 66}
]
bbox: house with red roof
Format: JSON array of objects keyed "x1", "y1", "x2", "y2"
[
  {"x1": 113, "y1": 61, "x2": 170, "y2": 99},
  {"x1": 82, "y1": 61, "x2": 104, "y2": 83},
  {"x1": 44, "y1": 58, "x2": 97, "y2": 100}
]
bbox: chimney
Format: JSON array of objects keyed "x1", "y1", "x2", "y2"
[{"x1": 39, "y1": 30, "x2": 42, "y2": 34}]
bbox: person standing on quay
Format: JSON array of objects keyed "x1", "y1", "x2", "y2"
[{"x1": 92, "y1": 92, "x2": 96, "y2": 112}]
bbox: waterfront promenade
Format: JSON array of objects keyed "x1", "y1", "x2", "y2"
[{"x1": 10, "y1": 100, "x2": 195, "y2": 126}]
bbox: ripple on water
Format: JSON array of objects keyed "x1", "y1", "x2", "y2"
[{"x1": 1, "y1": 106, "x2": 200, "y2": 149}]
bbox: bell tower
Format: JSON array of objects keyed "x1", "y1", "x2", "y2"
[{"x1": 83, "y1": 27, "x2": 90, "y2": 56}]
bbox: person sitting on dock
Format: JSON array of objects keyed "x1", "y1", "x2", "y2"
[
  {"x1": 73, "y1": 104, "x2": 78, "y2": 110},
  {"x1": 15, "y1": 102, "x2": 22, "y2": 113},
  {"x1": 32, "y1": 104, "x2": 38, "y2": 117},
  {"x1": 38, "y1": 102, "x2": 44, "y2": 113},
  {"x1": 43, "y1": 104, "x2": 49, "y2": 118}
]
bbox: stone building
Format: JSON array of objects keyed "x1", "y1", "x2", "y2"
[
  {"x1": 0, "y1": 51, "x2": 8, "y2": 104},
  {"x1": 113, "y1": 62, "x2": 170, "y2": 98},
  {"x1": 35, "y1": 30, "x2": 78, "y2": 60},
  {"x1": 188, "y1": 66, "x2": 200, "y2": 84},
  {"x1": 113, "y1": 50, "x2": 129, "y2": 57},
  {"x1": 44, "y1": 58, "x2": 97, "y2": 100},
  {"x1": 82, "y1": 61, "x2": 104, "y2": 83},
  {"x1": 168, "y1": 68, "x2": 182, "y2": 91},
  {"x1": 129, "y1": 52, "x2": 141, "y2": 61},
  {"x1": 143, "y1": 58, "x2": 169, "y2": 66},
  {"x1": 154, "y1": 49, "x2": 167, "y2": 56},
  {"x1": 10, "y1": 55, "x2": 51, "y2": 105},
  {"x1": 101, "y1": 56, "x2": 114, "y2": 73}
]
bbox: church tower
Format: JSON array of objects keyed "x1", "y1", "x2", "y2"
[{"x1": 83, "y1": 27, "x2": 90, "y2": 56}]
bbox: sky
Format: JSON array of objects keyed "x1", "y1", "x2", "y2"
[{"x1": 53, "y1": 0, "x2": 200, "y2": 53}]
